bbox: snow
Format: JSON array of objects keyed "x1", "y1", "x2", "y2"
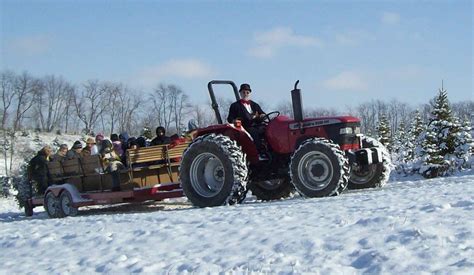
[
  {"x1": 1, "y1": 172, "x2": 473, "y2": 273},
  {"x1": 1, "y1": 132, "x2": 83, "y2": 176}
]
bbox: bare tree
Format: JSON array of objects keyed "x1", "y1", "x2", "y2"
[
  {"x1": 1, "y1": 71, "x2": 16, "y2": 130},
  {"x1": 306, "y1": 107, "x2": 339, "y2": 118},
  {"x1": 2, "y1": 72, "x2": 40, "y2": 176},
  {"x1": 33, "y1": 75, "x2": 74, "y2": 132},
  {"x1": 116, "y1": 87, "x2": 141, "y2": 134},
  {"x1": 452, "y1": 101, "x2": 474, "y2": 120},
  {"x1": 190, "y1": 104, "x2": 215, "y2": 128},
  {"x1": 12, "y1": 72, "x2": 39, "y2": 131},
  {"x1": 73, "y1": 80, "x2": 107, "y2": 134},
  {"x1": 275, "y1": 100, "x2": 293, "y2": 117},
  {"x1": 170, "y1": 85, "x2": 191, "y2": 134},
  {"x1": 150, "y1": 84, "x2": 173, "y2": 130}
]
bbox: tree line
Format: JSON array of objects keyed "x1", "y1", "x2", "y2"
[
  {"x1": 1, "y1": 70, "x2": 473, "y2": 177},
  {"x1": 376, "y1": 87, "x2": 472, "y2": 178}
]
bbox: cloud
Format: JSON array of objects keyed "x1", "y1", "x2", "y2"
[
  {"x1": 381, "y1": 12, "x2": 400, "y2": 25},
  {"x1": 248, "y1": 27, "x2": 323, "y2": 58},
  {"x1": 136, "y1": 59, "x2": 216, "y2": 87},
  {"x1": 387, "y1": 65, "x2": 424, "y2": 79},
  {"x1": 7, "y1": 34, "x2": 52, "y2": 56},
  {"x1": 335, "y1": 30, "x2": 376, "y2": 46},
  {"x1": 323, "y1": 71, "x2": 368, "y2": 91}
]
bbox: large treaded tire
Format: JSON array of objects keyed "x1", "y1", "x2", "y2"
[
  {"x1": 180, "y1": 134, "x2": 248, "y2": 207},
  {"x1": 348, "y1": 136, "x2": 391, "y2": 189},
  {"x1": 290, "y1": 138, "x2": 350, "y2": 198},
  {"x1": 248, "y1": 177, "x2": 294, "y2": 201}
]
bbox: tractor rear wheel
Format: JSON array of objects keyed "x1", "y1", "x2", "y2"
[
  {"x1": 180, "y1": 134, "x2": 248, "y2": 207},
  {"x1": 248, "y1": 177, "x2": 294, "y2": 201},
  {"x1": 290, "y1": 138, "x2": 350, "y2": 198},
  {"x1": 348, "y1": 136, "x2": 391, "y2": 189}
]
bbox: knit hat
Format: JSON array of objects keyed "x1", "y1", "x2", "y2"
[
  {"x1": 96, "y1": 133, "x2": 105, "y2": 142},
  {"x1": 72, "y1": 140, "x2": 83, "y2": 149},
  {"x1": 111, "y1": 133, "x2": 119, "y2": 142}
]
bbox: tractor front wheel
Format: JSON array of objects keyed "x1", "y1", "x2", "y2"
[
  {"x1": 348, "y1": 136, "x2": 391, "y2": 189},
  {"x1": 290, "y1": 138, "x2": 350, "y2": 198},
  {"x1": 180, "y1": 134, "x2": 248, "y2": 207}
]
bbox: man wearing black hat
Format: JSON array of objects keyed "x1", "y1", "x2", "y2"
[
  {"x1": 66, "y1": 140, "x2": 83, "y2": 159},
  {"x1": 227, "y1": 83, "x2": 266, "y2": 156}
]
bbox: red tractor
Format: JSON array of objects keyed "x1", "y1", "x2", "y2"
[{"x1": 180, "y1": 80, "x2": 391, "y2": 207}]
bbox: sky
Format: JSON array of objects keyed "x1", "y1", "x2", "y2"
[{"x1": 1, "y1": 0, "x2": 472, "y2": 111}]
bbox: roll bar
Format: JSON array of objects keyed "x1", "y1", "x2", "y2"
[{"x1": 207, "y1": 80, "x2": 240, "y2": 124}]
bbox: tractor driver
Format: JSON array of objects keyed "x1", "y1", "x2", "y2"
[{"x1": 227, "y1": 83, "x2": 267, "y2": 156}]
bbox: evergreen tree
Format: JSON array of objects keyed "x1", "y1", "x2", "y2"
[
  {"x1": 454, "y1": 116, "x2": 473, "y2": 169},
  {"x1": 419, "y1": 127, "x2": 445, "y2": 178},
  {"x1": 392, "y1": 122, "x2": 412, "y2": 173},
  {"x1": 377, "y1": 114, "x2": 391, "y2": 151},
  {"x1": 429, "y1": 86, "x2": 460, "y2": 156},
  {"x1": 420, "y1": 85, "x2": 460, "y2": 177},
  {"x1": 406, "y1": 110, "x2": 425, "y2": 162},
  {"x1": 142, "y1": 126, "x2": 152, "y2": 140},
  {"x1": 392, "y1": 122, "x2": 407, "y2": 161}
]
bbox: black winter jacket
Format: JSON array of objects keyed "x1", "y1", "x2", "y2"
[
  {"x1": 227, "y1": 100, "x2": 265, "y2": 128},
  {"x1": 28, "y1": 151, "x2": 50, "y2": 180}
]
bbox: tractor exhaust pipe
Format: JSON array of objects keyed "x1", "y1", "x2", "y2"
[{"x1": 291, "y1": 80, "x2": 304, "y2": 122}]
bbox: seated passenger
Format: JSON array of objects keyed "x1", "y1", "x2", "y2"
[
  {"x1": 28, "y1": 145, "x2": 53, "y2": 195},
  {"x1": 91, "y1": 133, "x2": 104, "y2": 155},
  {"x1": 81, "y1": 137, "x2": 95, "y2": 157},
  {"x1": 110, "y1": 133, "x2": 124, "y2": 157},
  {"x1": 66, "y1": 140, "x2": 83, "y2": 159},
  {"x1": 100, "y1": 139, "x2": 124, "y2": 192},
  {"x1": 52, "y1": 144, "x2": 68, "y2": 162},
  {"x1": 150, "y1": 126, "x2": 171, "y2": 146},
  {"x1": 136, "y1": 136, "x2": 147, "y2": 148},
  {"x1": 119, "y1": 132, "x2": 129, "y2": 155}
]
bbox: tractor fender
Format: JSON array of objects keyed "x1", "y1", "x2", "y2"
[{"x1": 196, "y1": 124, "x2": 259, "y2": 163}]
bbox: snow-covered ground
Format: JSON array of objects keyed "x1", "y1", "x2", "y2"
[{"x1": 1, "y1": 172, "x2": 473, "y2": 274}]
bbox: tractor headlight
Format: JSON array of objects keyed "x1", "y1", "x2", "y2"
[{"x1": 340, "y1": 127, "x2": 353, "y2": 134}]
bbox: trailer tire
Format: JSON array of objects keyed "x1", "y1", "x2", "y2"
[
  {"x1": 59, "y1": 191, "x2": 79, "y2": 217},
  {"x1": 290, "y1": 138, "x2": 350, "y2": 198},
  {"x1": 24, "y1": 200, "x2": 33, "y2": 217},
  {"x1": 249, "y1": 177, "x2": 294, "y2": 201},
  {"x1": 180, "y1": 134, "x2": 248, "y2": 207},
  {"x1": 44, "y1": 192, "x2": 62, "y2": 218},
  {"x1": 348, "y1": 136, "x2": 391, "y2": 189}
]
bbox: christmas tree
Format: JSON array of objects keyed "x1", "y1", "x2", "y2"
[
  {"x1": 377, "y1": 114, "x2": 392, "y2": 152},
  {"x1": 406, "y1": 110, "x2": 425, "y2": 162},
  {"x1": 420, "y1": 84, "x2": 460, "y2": 177},
  {"x1": 454, "y1": 116, "x2": 473, "y2": 169}
]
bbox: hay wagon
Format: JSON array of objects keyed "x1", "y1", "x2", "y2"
[{"x1": 25, "y1": 141, "x2": 190, "y2": 218}]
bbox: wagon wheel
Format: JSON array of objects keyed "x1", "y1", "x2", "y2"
[{"x1": 59, "y1": 190, "x2": 79, "y2": 217}]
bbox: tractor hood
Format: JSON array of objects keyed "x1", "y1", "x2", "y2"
[
  {"x1": 266, "y1": 115, "x2": 361, "y2": 154},
  {"x1": 287, "y1": 116, "x2": 360, "y2": 129}
]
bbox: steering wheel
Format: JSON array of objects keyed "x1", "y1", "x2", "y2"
[{"x1": 260, "y1": 111, "x2": 280, "y2": 125}]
